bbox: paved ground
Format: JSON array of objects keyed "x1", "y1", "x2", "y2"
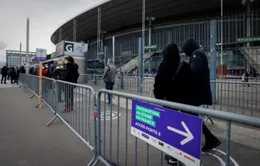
[{"x1": 0, "y1": 85, "x2": 94, "y2": 166}]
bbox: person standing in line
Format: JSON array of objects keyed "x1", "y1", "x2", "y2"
[
  {"x1": 50, "y1": 61, "x2": 58, "y2": 73},
  {"x1": 1, "y1": 66, "x2": 8, "y2": 84},
  {"x1": 50, "y1": 62, "x2": 66, "y2": 102},
  {"x1": 10, "y1": 67, "x2": 17, "y2": 84},
  {"x1": 181, "y1": 38, "x2": 221, "y2": 152},
  {"x1": 20, "y1": 66, "x2": 26, "y2": 74},
  {"x1": 63, "y1": 56, "x2": 79, "y2": 112},
  {"x1": 7, "y1": 67, "x2": 11, "y2": 80},
  {"x1": 103, "y1": 59, "x2": 117, "y2": 106},
  {"x1": 15, "y1": 66, "x2": 20, "y2": 84}
]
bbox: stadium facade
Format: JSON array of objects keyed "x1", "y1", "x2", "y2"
[{"x1": 50, "y1": 0, "x2": 260, "y2": 76}]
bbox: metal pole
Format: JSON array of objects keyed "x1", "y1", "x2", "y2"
[
  {"x1": 104, "y1": 46, "x2": 107, "y2": 67},
  {"x1": 112, "y1": 36, "x2": 115, "y2": 65},
  {"x1": 220, "y1": 0, "x2": 223, "y2": 66},
  {"x1": 142, "y1": 0, "x2": 146, "y2": 41},
  {"x1": 139, "y1": 0, "x2": 145, "y2": 95},
  {"x1": 210, "y1": 20, "x2": 217, "y2": 104},
  {"x1": 246, "y1": 2, "x2": 251, "y2": 72},
  {"x1": 26, "y1": 18, "x2": 30, "y2": 73},
  {"x1": 138, "y1": 38, "x2": 143, "y2": 95},
  {"x1": 96, "y1": 7, "x2": 101, "y2": 74},
  {"x1": 20, "y1": 43, "x2": 22, "y2": 67},
  {"x1": 148, "y1": 18, "x2": 152, "y2": 46}
]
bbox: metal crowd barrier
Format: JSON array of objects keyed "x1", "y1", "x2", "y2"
[
  {"x1": 19, "y1": 74, "x2": 260, "y2": 166},
  {"x1": 19, "y1": 74, "x2": 98, "y2": 165},
  {"x1": 95, "y1": 89, "x2": 260, "y2": 166},
  {"x1": 47, "y1": 80, "x2": 97, "y2": 152},
  {"x1": 211, "y1": 81, "x2": 260, "y2": 118},
  {"x1": 83, "y1": 75, "x2": 260, "y2": 118},
  {"x1": 19, "y1": 74, "x2": 40, "y2": 97}
]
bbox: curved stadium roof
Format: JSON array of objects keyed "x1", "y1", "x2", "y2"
[{"x1": 51, "y1": 0, "x2": 243, "y2": 45}]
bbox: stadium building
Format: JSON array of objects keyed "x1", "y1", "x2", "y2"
[{"x1": 50, "y1": 0, "x2": 260, "y2": 76}]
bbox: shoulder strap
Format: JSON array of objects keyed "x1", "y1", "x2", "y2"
[
  {"x1": 104, "y1": 65, "x2": 110, "y2": 76},
  {"x1": 106, "y1": 65, "x2": 111, "y2": 72},
  {"x1": 172, "y1": 63, "x2": 183, "y2": 80}
]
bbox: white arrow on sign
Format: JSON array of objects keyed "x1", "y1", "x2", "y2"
[{"x1": 167, "y1": 121, "x2": 194, "y2": 145}]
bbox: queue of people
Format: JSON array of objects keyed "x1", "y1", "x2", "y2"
[
  {"x1": 1, "y1": 66, "x2": 26, "y2": 84},
  {"x1": 154, "y1": 38, "x2": 221, "y2": 164},
  {"x1": 27, "y1": 56, "x2": 79, "y2": 113}
]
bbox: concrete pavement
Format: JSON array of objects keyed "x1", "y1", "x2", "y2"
[{"x1": 0, "y1": 86, "x2": 94, "y2": 166}]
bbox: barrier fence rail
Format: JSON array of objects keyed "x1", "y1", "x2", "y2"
[
  {"x1": 19, "y1": 74, "x2": 260, "y2": 166},
  {"x1": 80, "y1": 74, "x2": 260, "y2": 118}
]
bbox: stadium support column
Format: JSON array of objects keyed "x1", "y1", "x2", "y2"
[
  {"x1": 112, "y1": 36, "x2": 115, "y2": 65},
  {"x1": 246, "y1": 1, "x2": 251, "y2": 72},
  {"x1": 73, "y1": 19, "x2": 77, "y2": 42},
  {"x1": 218, "y1": 0, "x2": 225, "y2": 78},
  {"x1": 139, "y1": 0, "x2": 145, "y2": 95},
  {"x1": 96, "y1": 7, "x2": 102, "y2": 76},
  {"x1": 138, "y1": 37, "x2": 144, "y2": 95},
  {"x1": 59, "y1": 28, "x2": 62, "y2": 42},
  {"x1": 26, "y1": 18, "x2": 30, "y2": 74},
  {"x1": 147, "y1": 17, "x2": 155, "y2": 52},
  {"x1": 210, "y1": 20, "x2": 217, "y2": 104}
]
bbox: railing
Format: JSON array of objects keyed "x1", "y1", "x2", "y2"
[
  {"x1": 95, "y1": 89, "x2": 260, "y2": 166},
  {"x1": 80, "y1": 75, "x2": 260, "y2": 118},
  {"x1": 19, "y1": 74, "x2": 98, "y2": 166},
  {"x1": 19, "y1": 74, "x2": 260, "y2": 166}
]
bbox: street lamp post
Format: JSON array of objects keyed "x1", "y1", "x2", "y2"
[{"x1": 26, "y1": 18, "x2": 30, "y2": 73}]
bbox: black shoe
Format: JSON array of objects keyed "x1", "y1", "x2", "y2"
[
  {"x1": 202, "y1": 136, "x2": 221, "y2": 152},
  {"x1": 165, "y1": 155, "x2": 177, "y2": 165}
]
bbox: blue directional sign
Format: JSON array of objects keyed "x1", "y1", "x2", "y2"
[{"x1": 131, "y1": 100, "x2": 203, "y2": 166}]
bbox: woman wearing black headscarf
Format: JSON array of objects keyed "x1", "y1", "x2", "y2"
[
  {"x1": 154, "y1": 44, "x2": 192, "y2": 165},
  {"x1": 154, "y1": 44, "x2": 180, "y2": 100}
]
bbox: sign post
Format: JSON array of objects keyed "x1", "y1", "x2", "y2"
[{"x1": 131, "y1": 100, "x2": 203, "y2": 166}]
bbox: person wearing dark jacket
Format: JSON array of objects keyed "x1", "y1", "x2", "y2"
[
  {"x1": 50, "y1": 63, "x2": 66, "y2": 102},
  {"x1": 154, "y1": 44, "x2": 197, "y2": 164},
  {"x1": 50, "y1": 61, "x2": 58, "y2": 73},
  {"x1": 10, "y1": 67, "x2": 17, "y2": 84},
  {"x1": 20, "y1": 66, "x2": 26, "y2": 74},
  {"x1": 182, "y1": 38, "x2": 221, "y2": 152},
  {"x1": 63, "y1": 56, "x2": 79, "y2": 112},
  {"x1": 154, "y1": 44, "x2": 180, "y2": 101},
  {"x1": 29, "y1": 67, "x2": 34, "y2": 75},
  {"x1": 1, "y1": 66, "x2": 8, "y2": 84}
]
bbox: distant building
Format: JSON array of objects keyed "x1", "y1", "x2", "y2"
[
  {"x1": 0, "y1": 62, "x2": 5, "y2": 68},
  {"x1": 6, "y1": 50, "x2": 36, "y2": 67}
]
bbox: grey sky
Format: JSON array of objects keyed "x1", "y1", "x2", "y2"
[{"x1": 0, "y1": 0, "x2": 107, "y2": 62}]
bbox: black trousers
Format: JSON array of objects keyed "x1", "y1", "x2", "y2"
[
  {"x1": 1, "y1": 75, "x2": 7, "y2": 84},
  {"x1": 182, "y1": 111, "x2": 213, "y2": 139},
  {"x1": 65, "y1": 85, "x2": 74, "y2": 108}
]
